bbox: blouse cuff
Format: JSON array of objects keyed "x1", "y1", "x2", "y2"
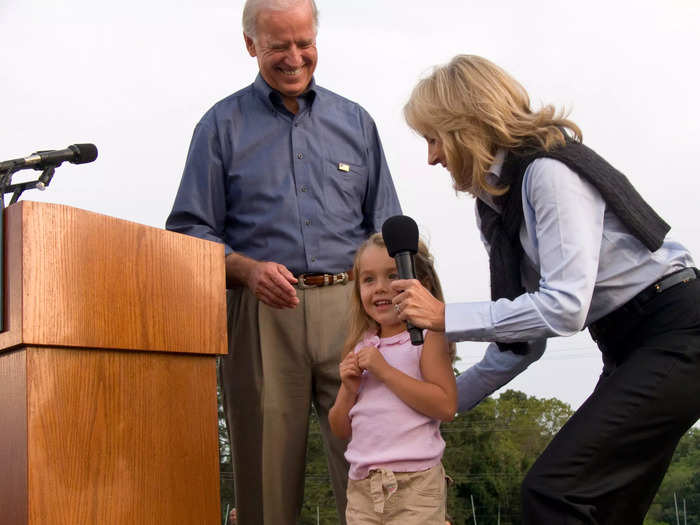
[{"x1": 445, "y1": 301, "x2": 495, "y2": 343}]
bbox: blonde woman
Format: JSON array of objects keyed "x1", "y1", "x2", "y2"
[{"x1": 392, "y1": 55, "x2": 700, "y2": 524}]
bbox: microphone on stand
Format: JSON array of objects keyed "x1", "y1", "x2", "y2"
[
  {"x1": 382, "y1": 214, "x2": 424, "y2": 346},
  {"x1": 0, "y1": 143, "x2": 98, "y2": 173},
  {"x1": 0, "y1": 143, "x2": 98, "y2": 206}
]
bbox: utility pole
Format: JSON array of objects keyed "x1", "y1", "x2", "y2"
[{"x1": 674, "y1": 492, "x2": 680, "y2": 525}]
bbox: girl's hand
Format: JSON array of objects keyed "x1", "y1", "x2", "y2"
[
  {"x1": 356, "y1": 345, "x2": 389, "y2": 379},
  {"x1": 339, "y1": 352, "x2": 362, "y2": 394}
]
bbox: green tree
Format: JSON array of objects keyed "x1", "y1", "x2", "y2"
[
  {"x1": 218, "y1": 381, "x2": 235, "y2": 524},
  {"x1": 442, "y1": 390, "x2": 573, "y2": 524},
  {"x1": 644, "y1": 427, "x2": 700, "y2": 525}
]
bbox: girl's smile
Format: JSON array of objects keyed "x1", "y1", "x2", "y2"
[{"x1": 357, "y1": 244, "x2": 404, "y2": 338}]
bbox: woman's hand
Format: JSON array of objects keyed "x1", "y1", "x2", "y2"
[
  {"x1": 339, "y1": 351, "x2": 362, "y2": 394},
  {"x1": 391, "y1": 279, "x2": 446, "y2": 332}
]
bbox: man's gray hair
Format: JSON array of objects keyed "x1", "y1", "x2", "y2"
[{"x1": 242, "y1": 0, "x2": 319, "y2": 40}]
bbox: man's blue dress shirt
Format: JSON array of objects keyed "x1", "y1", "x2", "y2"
[{"x1": 166, "y1": 74, "x2": 401, "y2": 275}]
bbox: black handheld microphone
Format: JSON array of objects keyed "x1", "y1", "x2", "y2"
[
  {"x1": 382, "y1": 214, "x2": 424, "y2": 346},
  {"x1": 0, "y1": 143, "x2": 98, "y2": 173}
]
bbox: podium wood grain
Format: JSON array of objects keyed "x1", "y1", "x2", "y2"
[
  {"x1": 24, "y1": 346, "x2": 220, "y2": 524},
  {"x1": 0, "y1": 349, "x2": 27, "y2": 525},
  {"x1": 0, "y1": 202, "x2": 227, "y2": 524},
  {"x1": 0, "y1": 201, "x2": 227, "y2": 354}
]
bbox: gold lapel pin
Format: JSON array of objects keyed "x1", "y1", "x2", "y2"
[{"x1": 338, "y1": 162, "x2": 350, "y2": 172}]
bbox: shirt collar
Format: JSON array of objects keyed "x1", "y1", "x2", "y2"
[
  {"x1": 489, "y1": 148, "x2": 507, "y2": 177},
  {"x1": 363, "y1": 330, "x2": 411, "y2": 349},
  {"x1": 380, "y1": 330, "x2": 411, "y2": 346},
  {"x1": 252, "y1": 73, "x2": 317, "y2": 114},
  {"x1": 475, "y1": 148, "x2": 507, "y2": 211}
]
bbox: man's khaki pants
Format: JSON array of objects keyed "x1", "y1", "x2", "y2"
[{"x1": 220, "y1": 284, "x2": 352, "y2": 524}]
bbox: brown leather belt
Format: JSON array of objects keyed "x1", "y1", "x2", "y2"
[{"x1": 297, "y1": 270, "x2": 354, "y2": 289}]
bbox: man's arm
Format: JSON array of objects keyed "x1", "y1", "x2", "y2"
[
  {"x1": 166, "y1": 120, "x2": 230, "y2": 246},
  {"x1": 226, "y1": 252, "x2": 298, "y2": 309},
  {"x1": 359, "y1": 110, "x2": 402, "y2": 231},
  {"x1": 167, "y1": 118, "x2": 298, "y2": 308}
]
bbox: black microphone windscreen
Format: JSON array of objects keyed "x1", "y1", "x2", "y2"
[
  {"x1": 382, "y1": 215, "x2": 419, "y2": 256},
  {"x1": 69, "y1": 143, "x2": 98, "y2": 164}
]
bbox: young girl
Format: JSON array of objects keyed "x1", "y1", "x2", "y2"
[{"x1": 329, "y1": 233, "x2": 457, "y2": 524}]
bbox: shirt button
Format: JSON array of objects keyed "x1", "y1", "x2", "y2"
[
  {"x1": 305, "y1": 219, "x2": 311, "y2": 226},
  {"x1": 297, "y1": 153, "x2": 303, "y2": 160},
  {"x1": 311, "y1": 256, "x2": 316, "y2": 262},
  {"x1": 300, "y1": 186, "x2": 307, "y2": 192}
]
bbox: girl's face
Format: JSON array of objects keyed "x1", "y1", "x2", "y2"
[{"x1": 357, "y1": 244, "x2": 404, "y2": 338}]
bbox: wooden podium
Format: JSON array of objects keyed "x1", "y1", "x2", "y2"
[{"x1": 0, "y1": 201, "x2": 228, "y2": 524}]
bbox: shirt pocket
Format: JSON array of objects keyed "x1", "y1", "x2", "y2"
[{"x1": 323, "y1": 158, "x2": 369, "y2": 218}]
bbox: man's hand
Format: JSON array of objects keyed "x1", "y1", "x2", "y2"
[
  {"x1": 225, "y1": 253, "x2": 299, "y2": 308},
  {"x1": 247, "y1": 261, "x2": 299, "y2": 308}
]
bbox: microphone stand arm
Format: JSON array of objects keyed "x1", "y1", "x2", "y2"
[
  {"x1": 0, "y1": 155, "x2": 78, "y2": 333},
  {"x1": 0, "y1": 165, "x2": 55, "y2": 207}
]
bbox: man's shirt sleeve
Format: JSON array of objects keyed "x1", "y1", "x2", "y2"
[
  {"x1": 360, "y1": 110, "x2": 402, "y2": 232},
  {"x1": 165, "y1": 118, "x2": 233, "y2": 255}
]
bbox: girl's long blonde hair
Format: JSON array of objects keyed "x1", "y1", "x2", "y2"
[
  {"x1": 344, "y1": 233, "x2": 456, "y2": 361},
  {"x1": 404, "y1": 54, "x2": 582, "y2": 195}
]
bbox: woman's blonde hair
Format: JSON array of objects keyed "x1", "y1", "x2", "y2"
[
  {"x1": 344, "y1": 233, "x2": 456, "y2": 361},
  {"x1": 404, "y1": 54, "x2": 582, "y2": 195}
]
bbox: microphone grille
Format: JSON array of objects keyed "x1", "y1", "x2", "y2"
[
  {"x1": 382, "y1": 215, "x2": 419, "y2": 256},
  {"x1": 69, "y1": 143, "x2": 98, "y2": 164}
]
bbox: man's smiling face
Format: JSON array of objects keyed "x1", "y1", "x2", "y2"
[{"x1": 244, "y1": 0, "x2": 317, "y2": 109}]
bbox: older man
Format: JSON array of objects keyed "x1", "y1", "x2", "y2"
[{"x1": 166, "y1": 0, "x2": 401, "y2": 523}]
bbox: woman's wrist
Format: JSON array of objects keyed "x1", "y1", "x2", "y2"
[{"x1": 431, "y1": 301, "x2": 446, "y2": 332}]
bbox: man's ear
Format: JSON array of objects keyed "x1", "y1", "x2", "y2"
[{"x1": 244, "y1": 33, "x2": 257, "y2": 57}]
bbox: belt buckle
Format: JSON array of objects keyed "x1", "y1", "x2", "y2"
[
  {"x1": 297, "y1": 273, "x2": 315, "y2": 289},
  {"x1": 333, "y1": 272, "x2": 348, "y2": 285},
  {"x1": 298, "y1": 272, "x2": 349, "y2": 289}
]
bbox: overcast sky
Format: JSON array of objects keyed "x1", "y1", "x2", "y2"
[{"x1": 2, "y1": 0, "x2": 699, "y2": 411}]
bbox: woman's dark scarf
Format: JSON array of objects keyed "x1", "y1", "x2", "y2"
[{"x1": 477, "y1": 139, "x2": 670, "y2": 354}]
